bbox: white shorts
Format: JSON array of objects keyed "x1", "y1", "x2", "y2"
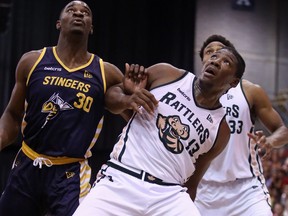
[
  {"x1": 194, "y1": 177, "x2": 272, "y2": 216},
  {"x1": 73, "y1": 163, "x2": 201, "y2": 216}
]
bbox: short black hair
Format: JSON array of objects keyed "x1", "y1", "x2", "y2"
[
  {"x1": 220, "y1": 46, "x2": 245, "y2": 79},
  {"x1": 199, "y1": 35, "x2": 235, "y2": 60}
]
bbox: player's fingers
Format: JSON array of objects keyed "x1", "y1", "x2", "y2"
[
  {"x1": 125, "y1": 63, "x2": 130, "y2": 77},
  {"x1": 130, "y1": 102, "x2": 142, "y2": 114},
  {"x1": 255, "y1": 130, "x2": 264, "y2": 138},
  {"x1": 247, "y1": 132, "x2": 257, "y2": 142},
  {"x1": 135, "y1": 91, "x2": 158, "y2": 114},
  {"x1": 261, "y1": 148, "x2": 272, "y2": 160},
  {"x1": 138, "y1": 65, "x2": 146, "y2": 80}
]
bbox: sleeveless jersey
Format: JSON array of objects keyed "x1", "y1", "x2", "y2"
[
  {"x1": 22, "y1": 47, "x2": 105, "y2": 158},
  {"x1": 201, "y1": 81, "x2": 265, "y2": 182},
  {"x1": 110, "y1": 72, "x2": 226, "y2": 185}
]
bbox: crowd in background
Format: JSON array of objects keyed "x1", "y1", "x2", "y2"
[{"x1": 265, "y1": 146, "x2": 288, "y2": 215}]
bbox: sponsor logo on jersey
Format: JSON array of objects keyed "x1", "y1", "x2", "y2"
[
  {"x1": 177, "y1": 88, "x2": 191, "y2": 101},
  {"x1": 44, "y1": 66, "x2": 62, "y2": 72}
]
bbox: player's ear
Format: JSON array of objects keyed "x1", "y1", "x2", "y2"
[
  {"x1": 230, "y1": 78, "x2": 240, "y2": 88},
  {"x1": 56, "y1": 20, "x2": 61, "y2": 30},
  {"x1": 90, "y1": 25, "x2": 93, "y2": 35}
]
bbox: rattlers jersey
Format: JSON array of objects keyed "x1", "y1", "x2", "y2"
[
  {"x1": 22, "y1": 47, "x2": 105, "y2": 158},
  {"x1": 110, "y1": 72, "x2": 226, "y2": 185},
  {"x1": 201, "y1": 81, "x2": 264, "y2": 182}
]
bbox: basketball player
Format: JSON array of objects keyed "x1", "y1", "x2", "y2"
[
  {"x1": 73, "y1": 46, "x2": 246, "y2": 216},
  {"x1": 194, "y1": 35, "x2": 288, "y2": 215},
  {"x1": 0, "y1": 1, "x2": 157, "y2": 215}
]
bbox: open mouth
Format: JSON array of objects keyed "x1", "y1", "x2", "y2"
[
  {"x1": 72, "y1": 19, "x2": 84, "y2": 25},
  {"x1": 204, "y1": 65, "x2": 217, "y2": 75}
]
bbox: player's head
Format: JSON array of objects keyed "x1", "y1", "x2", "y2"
[
  {"x1": 199, "y1": 35, "x2": 235, "y2": 63},
  {"x1": 221, "y1": 46, "x2": 245, "y2": 79},
  {"x1": 199, "y1": 46, "x2": 245, "y2": 91},
  {"x1": 56, "y1": 1, "x2": 93, "y2": 35}
]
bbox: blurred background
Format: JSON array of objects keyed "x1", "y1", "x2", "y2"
[{"x1": 0, "y1": 0, "x2": 287, "y2": 214}]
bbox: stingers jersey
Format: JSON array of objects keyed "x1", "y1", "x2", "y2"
[
  {"x1": 110, "y1": 72, "x2": 226, "y2": 185},
  {"x1": 22, "y1": 47, "x2": 105, "y2": 158},
  {"x1": 202, "y1": 81, "x2": 264, "y2": 182}
]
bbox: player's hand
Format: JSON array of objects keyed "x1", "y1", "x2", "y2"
[
  {"x1": 247, "y1": 131, "x2": 272, "y2": 160},
  {"x1": 123, "y1": 63, "x2": 148, "y2": 95},
  {"x1": 125, "y1": 88, "x2": 158, "y2": 115}
]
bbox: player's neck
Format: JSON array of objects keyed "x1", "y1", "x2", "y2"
[{"x1": 193, "y1": 79, "x2": 221, "y2": 109}]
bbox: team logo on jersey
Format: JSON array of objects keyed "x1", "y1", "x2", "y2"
[
  {"x1": 84, "y1": 70, "x2": 93, "y2": 78},
  {"x1": 226, "y1": 94, "x2": 234, "y2": 100},
  {"x1": 41, "y1": 93, "x2": 74, "y2": 122},
  {"x1": 156, "y1": 114, "x2": 189, "y2": 154}
]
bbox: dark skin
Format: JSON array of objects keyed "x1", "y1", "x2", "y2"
[
  {"x1": 202, "y1": 41, "x2": 288, "y2": 160},
  {"x1": 106, "y1": 49, "x2": 241, "y2": 200},
  {"x1": 0, "y1": 1, "x2": 157, "y2": 151}
]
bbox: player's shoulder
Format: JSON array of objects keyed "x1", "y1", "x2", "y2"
[
  {"x1": 242, "y1": 79, "x2": 266, "y2": 95},
  {"x1": 242, "y1": 79, "x2": 269, "y2": 105},
  {"x1": 16, "y1": 48, "x2": 45, "y2": 76},
  {"x1": 20, "y1": 48, "x2": 45, "y2": 65}
]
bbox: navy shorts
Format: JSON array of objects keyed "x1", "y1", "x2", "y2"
[{"x1": 0, "y1": 150, "x2": 85, "y2": 216}]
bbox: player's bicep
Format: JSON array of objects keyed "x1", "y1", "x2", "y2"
[
  {"x1": 104, "y1": 62, "x2": 124, "y2": 89},
  {"x1": 254, "y1": 87, "x2": 284, "y2": 132}
]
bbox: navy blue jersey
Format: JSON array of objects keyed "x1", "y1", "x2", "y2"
[{"x1": 22, "y1": 47, "x2": 106, "y2": 158}]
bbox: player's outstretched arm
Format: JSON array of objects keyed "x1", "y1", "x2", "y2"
[{"x1": 245, "y1": 80, "x2": 288, "y2": 160}]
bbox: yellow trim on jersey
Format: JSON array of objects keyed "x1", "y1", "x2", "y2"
[
  {"x1": 52, "y1": 46, "x2": 94, "y2": 72},
  {"x1": 99, "y1": 58, "x2": 106, "y2": 93},
  {"x1": 21, "y1": 141, "x2": 85, "y2": 165},
  {"x1": 26, "y1": 48, "x2": 47, "y2": 86},
  {"x1": 84, "y1": 116, "x2": 104, "y2": 158},
  {"x1": 79, "y1": 161, "x2": 91, "y2": 198}
]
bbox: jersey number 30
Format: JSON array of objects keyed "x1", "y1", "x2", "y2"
[{"x1": 74, "y1": 92, "x2": 93, "y2": 112}]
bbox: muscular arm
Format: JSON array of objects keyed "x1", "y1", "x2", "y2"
[
  {"x1": 0, "y1": 51, "x2": 40, "y2": 151},
  {"x1": 103, "y1": 62, "x2": 133, "y2": 121},
  {"x1": 184, "y1": 119, "x2": 231, "y2": 200},
  {"x1": 105, "y1": 63, "x2": 182, "y2": 116},
  {"x1": 244, "y1": 80, "x2": 288, "y2": 149},
  {"x1": 103, "y1": 62, "x2": 158, "y2": 120}
]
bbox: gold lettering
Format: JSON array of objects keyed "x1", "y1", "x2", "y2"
[
  {"x1": 70, "y1": 80, "x2": 79, "y2": 89},
  {"x1": 58, "y1": 77, "x2": 66, "y2": 86},
  {"x1": 43, "y1": 76, "x2": 90, "y2": 93},
  {"x1": 49, "y1": 76, "x2": 56, "y2": 85},
  {"x1": 64, "y1": 79, "x2": 73, "y2": 88},
  {"x1": 77, "y1": 82, "x2": 85, "y2": 91},
  {"x1": 83, "y1": 84, "x2": 90, "y2": 93},
  {"x1": 43, "y1": 76, "x2": 50, "y2": 85}
]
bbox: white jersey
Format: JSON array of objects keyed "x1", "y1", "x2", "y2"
[
  {"x1": 110, "y1": 72, "x2": 226, "y2": 185},
  {"x1": 201, "y1": 81, "x2": 265, "y2": 183}
]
